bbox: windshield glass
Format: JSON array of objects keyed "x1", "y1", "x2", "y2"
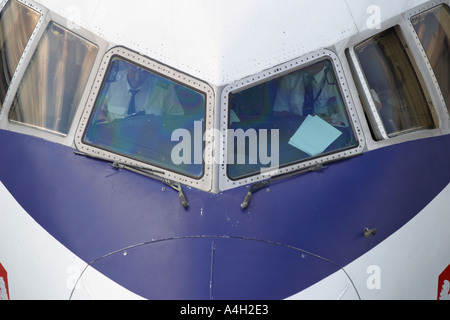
[
  {"x1": 0, "y1": 0, "x2": 40, "y2": 110},
  {"x1": 83, "y1": 57, "x2": 206, "y2": 178},
  {"x1": 9, "y1": 22, "x2": 98, "y2": 134},
  {"x1": 355, "y1": 27, "x2": 436, "y2": 138},
  {"x1": 411, "y1": 4, "x2": 449, "y2": 112},
  {"x1": 227, "y1": 59, "x2": 357, "y2": 180}
]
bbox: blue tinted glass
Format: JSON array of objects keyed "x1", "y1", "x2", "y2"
[
  {"x1": 228, "y1": 59, "x2": 357, "y2": 179},
  {"x1": 83, "y1": 58, "x2": 205, "y2": 178}
]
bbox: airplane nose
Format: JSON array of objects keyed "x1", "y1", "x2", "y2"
[{"x1": 73, "y1": 236, "x2": 345, "y2": 300}]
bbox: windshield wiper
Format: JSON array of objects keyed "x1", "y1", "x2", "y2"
[
  {"x1": 241, "y1": 164, "x2": 327, "y2": 209},
  {"x1": 74, "y1": 151, "x2": 189, "y2": 209}
]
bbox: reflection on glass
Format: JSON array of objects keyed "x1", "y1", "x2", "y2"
[
  {"x1": 0, "y1": 0, "x2": 40, "y2": 110},
  {"x1": 83, "y1": 57, "x2": 206, "y2": 178},
  {"x1": 9, "y1": 22, "x2": 98, "y2": 134},
  {"x1": 355, "y1": 27, "x2": 436, "y2": 139},
  {"x1": 228, "y1": 59, "x2": 357, "y2": 180},
  {"x1": 412, "y1": 4, "x2": 450, "y2": 111}
]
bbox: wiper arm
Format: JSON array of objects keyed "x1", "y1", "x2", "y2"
[
  {"x1": 241, "y1": 180, "x2": 271, "y2": 210},
  {"x1": 241, "y1": 164, "x2": 327, "y2": 209},
  {"x1": 160, "y1": 177, "x2": 189, "y2": 209},
  {"x1": 74, "y1": 151, "x2": 189, "y2": 209}
]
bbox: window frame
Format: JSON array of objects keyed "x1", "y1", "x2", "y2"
[
  {"x1": 347, "y1": 23, "x2": 441, "y2": 142},
  {"x1": 406, "y1": 0, "x2": 450, "y2": 119},
  {"x1": 218, "y1": 49, "x2": 365, "y2": 191},
  {"x1": 0, "y1": 1, "x2": 107, "y2": 146},
  {"x1": 75, "y1": 46, "x2": 215, "y2": 191}
]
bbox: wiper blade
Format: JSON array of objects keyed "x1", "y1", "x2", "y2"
[
  {"x1": 241, "y1": 164, "x2": 327, "y2": 209},
  {"x1": 74, "y1": 151, "x2": 164, "y2": 174},
  {"x1": 112, "y1": 161, "x2": 189, "y2": 209},
  {"x1": 74, "y1": 151, "x2": 189, "y2": 209}
]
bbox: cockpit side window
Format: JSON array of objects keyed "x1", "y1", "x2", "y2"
[
  {"x1": 354, "y1": 27, "x2": 437, "y2": 139},
  {"x1": 0, "y1": 0, "x2": 41, "y2": 111},
  {"x1": 411, "y1": 4, "x2": 450, "y2": 112},
  {"x1": 9, "y1": 22, "x2": 98, "y2": 134},
  {"x1": 226, "y1": 58, "x2": 358, "y2": 180},
  {"x1": 82, "y1": 57, "x2": 206, "y2": 178}
]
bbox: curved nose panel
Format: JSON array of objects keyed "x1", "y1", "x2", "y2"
[{"x1": 84, "y1": 237, "x2": 343, "y2": 300}]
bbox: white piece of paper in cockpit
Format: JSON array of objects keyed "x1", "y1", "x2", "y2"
[{"x1": 289, "y1": 115, "x2": 342, "y2": 157}]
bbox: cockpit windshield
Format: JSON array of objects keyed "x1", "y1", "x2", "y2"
[
  {"x1": 82, "y1": 57, "x2": 206, "y2": 178},
  {"x1": 227, "y1": 59, "x2": 358, "y2": 180}
]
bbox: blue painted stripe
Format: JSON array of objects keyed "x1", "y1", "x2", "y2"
[{"x1": 0, "y1": 129, "x2": 449, "y2": 299}]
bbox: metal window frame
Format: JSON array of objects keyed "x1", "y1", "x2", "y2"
[
  {"x1": 218, "y1": 49, "x2": 365, "y2": 191},
  {"x1": 75, "y1": 46, "x2": 215, "y2": 192},
  {"x1": 0, "y1": 0, "x2": 108, "y2": 147},
  {"x1": 348, "y1": 21, "x2": 443, "y2": 142}
]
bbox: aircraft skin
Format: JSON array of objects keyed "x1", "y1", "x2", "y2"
[{"x1": 0, "y1": 0, "x2": 449, "y2": 300}]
